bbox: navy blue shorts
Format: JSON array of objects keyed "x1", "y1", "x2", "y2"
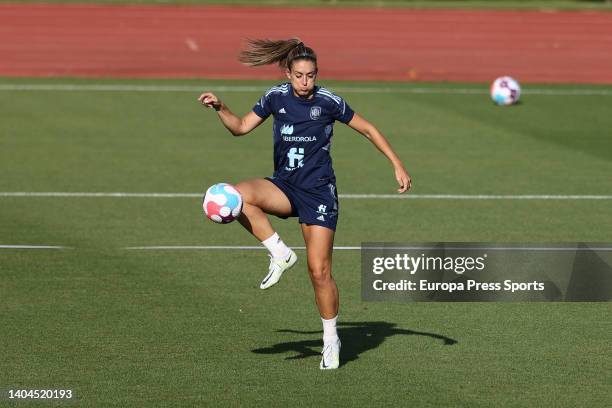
[{"x1": 265, "y1": 177, "x2": 339, "y2": 231}]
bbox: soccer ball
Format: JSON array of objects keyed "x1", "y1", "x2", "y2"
[
  {"x1": 490, "y1": 76, "x2": 521, "y2": 106},
  {"x1": 203, "y1": 183, "x2": 242, "y2": 224}
]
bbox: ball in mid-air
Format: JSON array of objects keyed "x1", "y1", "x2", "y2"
[
  {"x1": 203, "y1": 183, "x2": 242, "y2": 224},
  {"x1": 490, "y1": 76, "x2": 521, "y2": 106}
]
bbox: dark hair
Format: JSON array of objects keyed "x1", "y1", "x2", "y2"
[{"x1": 239, "y1": 38, "x2": 317, "y2": 71}]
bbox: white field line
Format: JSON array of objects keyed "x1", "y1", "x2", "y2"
[
  {"x1": 124, "y1": 245, "x2": 612, "y2": 251},
  {"x1": 0, "y1": 245, "x2": 68, "y2": 249},
  {"x1": 0, "y1": 83, "x2": 611, "y2": 96},
  {"x1": 340, "y1": 194, "x2": 612, "y2": 200},
  {"x1": 1, "y1": 245, "x2": 609, "y2": 251},
  {"x1": 0, "y1": 192, "x2": 200, "y2": 198},
  {"x1": 125, "y1": 245, "x2": 355, "y2": 250},
  {"x1": 1, "y1": 192, "x2": 612, "y2": 200}
]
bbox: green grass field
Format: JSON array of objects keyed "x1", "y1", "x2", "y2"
[{"x1": 1, "y1": 78, "x2": 611, "y2": 406}]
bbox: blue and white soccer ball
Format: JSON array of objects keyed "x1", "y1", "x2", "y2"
[
  {"x1": 490, "y1": 76, "x2": 521, "y2": 106},
  {"x1": 203, "y1": 183, "x2": 243, "y2": 224}
]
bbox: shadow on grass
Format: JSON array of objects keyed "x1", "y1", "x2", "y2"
[{"x1": 251, "y1": 321, "x2": 457, "y2": 367}]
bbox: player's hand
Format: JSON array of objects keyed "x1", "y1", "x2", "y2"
[
  {"x1": 394, "y1": 164, "x2": 412, "y2": 193},
  {"x1": 198, "y1": 92, "x2": 222, "y2": 111}
]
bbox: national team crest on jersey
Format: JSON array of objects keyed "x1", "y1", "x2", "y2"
[{"x1": 310, "y1": 106, "x2": 322, "y2": 120}]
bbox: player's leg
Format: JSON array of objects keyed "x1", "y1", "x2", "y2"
[
  {"x1": 301, "y1": 224, "x2": 338, "y2": 317},
  {"x1": 235, "y1": 178, "x2": 291, "y2": 240},
  {"x1": 235, "y1": 178, "x2": 297, "y2": 289},
  {"x1": 301, "y1": 223, "x2": 341, "y2": 369}
]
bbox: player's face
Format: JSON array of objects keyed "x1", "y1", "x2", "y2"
[{"x1": 287, "y1": 60, "x2": 317, "y2": 98}]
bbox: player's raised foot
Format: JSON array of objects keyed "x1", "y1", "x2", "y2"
[
  {"x1": 259, "y1": 249, "x2": 297, "y2": 290},
  {"x1": 320, "y1": 338, "x2": 341, "y2": 370}
]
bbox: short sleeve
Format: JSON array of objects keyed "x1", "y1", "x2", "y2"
[
  {"x1": 252, "y1": 93, "x2": 272, "y2": 119},
  {"x1": 333, "y1": 97, "x2": 355, "y2": 124}
]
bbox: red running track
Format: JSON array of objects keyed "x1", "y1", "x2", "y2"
[{"x1": 1, "y1": 4, "x2": 611, "y2": 83}]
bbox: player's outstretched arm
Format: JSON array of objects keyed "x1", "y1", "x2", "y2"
[
  {"x1": 198, "y1": 92, "x2": 264, "y2": 136},
  {"x1": 347, "y1": 113, "x2": 412, "y2": 193}
]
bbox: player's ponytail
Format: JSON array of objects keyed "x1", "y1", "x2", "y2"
[{"x1": 239, "y1": 38, "x2": 317, "y2": 71}]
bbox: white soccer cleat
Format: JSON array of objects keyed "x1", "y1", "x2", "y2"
[
  {"x1": 320, "y1": 338, "x2": 341, "y2": 370},
  {"x1": 259, "y1": 249, "x2": 297, "y2": 290}
]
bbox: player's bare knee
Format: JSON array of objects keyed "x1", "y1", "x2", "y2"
[
  {"x1": 308, "y1": 263, "x2": 332, "y2": 286},
  {"x1": 240, "y1": 201, "x2": 256, "y2": 215}
]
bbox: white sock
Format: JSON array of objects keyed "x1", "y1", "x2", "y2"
[
  {"x1": 322, "y1": 315, "x2": 339, "y2": 344},
  {"x1": 261, "y1": 232, "x2": 291, "y2": 259}
]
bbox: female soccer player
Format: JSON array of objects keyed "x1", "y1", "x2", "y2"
[{"x1": 198, "y1": 38, "x2": 411, "y2": 369}]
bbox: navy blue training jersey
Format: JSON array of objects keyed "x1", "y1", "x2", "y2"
[{"x1": 252, "y1": 83, "x2": 355, "y2": 189}]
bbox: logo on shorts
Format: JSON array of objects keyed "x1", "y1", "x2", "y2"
[
  {"x1": 317, "y1": 204, "x2": 327, "y2": 214},
  {"x1": 310, "y1": 106, "x2": 322, "y2": 120}
]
